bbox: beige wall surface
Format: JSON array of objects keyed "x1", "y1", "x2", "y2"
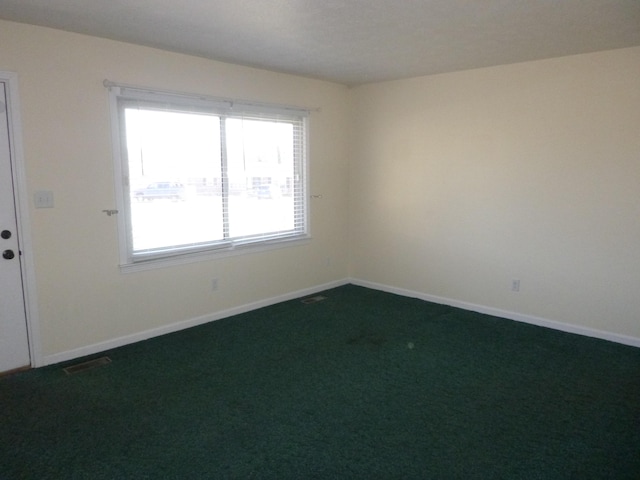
[
  {"x1": 0, "y1": 20, "x2": 351, "y2": 359},
  {"x1": 350, "y1": 47, "x2": 640, "y2": 339},
  {"x1": 2, "y1": 19, "x2": 639, "y2": 362}
]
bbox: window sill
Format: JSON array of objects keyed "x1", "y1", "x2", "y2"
[{"x1": 119, "y1": 235, "x2": 311, "y2": 274}]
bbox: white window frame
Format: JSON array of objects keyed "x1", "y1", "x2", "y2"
[{"x1": 107, "y1": 82, "x2": 310, "y2": 272}]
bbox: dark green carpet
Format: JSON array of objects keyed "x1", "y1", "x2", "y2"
[{"x1": 2, "y1": 285, "x2": 639, "y2": 479}]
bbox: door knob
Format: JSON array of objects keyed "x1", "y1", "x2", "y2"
[
  {"x1": 3, "y1": 249, "x2": 15, "y2": 260},
  {"x1": 1, "y1": 230, "x2": 10, "y2": 239}
]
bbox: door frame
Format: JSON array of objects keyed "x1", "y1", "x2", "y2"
[{"x1": 1, "y1": 70, "x2": 41, "y2": 368}]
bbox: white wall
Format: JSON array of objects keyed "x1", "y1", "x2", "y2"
[
  {"x1": 0, "y1": 20, "x2": 351, "y2": 361},
  {"x1": 2, "y1": 19, "x2": 639, "y2": 364},
  {"x1": 350, "y1": 47, "x2": 640, "y2": 340}
]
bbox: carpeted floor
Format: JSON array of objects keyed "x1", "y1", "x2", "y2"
[{"x1": 1, "y1": 284, "x2": 639, "y2": 479}]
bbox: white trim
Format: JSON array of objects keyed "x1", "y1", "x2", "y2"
[
  {"x1": 350, "y1": 278, "x2": 640, "y2": 349},
  {"x1": 119, "y1": 236, "x2": 311, "y2": 273},
  {"x1": 103, "y1": 79, "x2": 315, "y2": 117},
  {"x1": 107, "y1": 84, "x2": 311, "y2": 268},
  {"x1": 42, "y1": 276, "x2": 639, "y2": 366},
  {"x1": 0, "y1": 71, "x2": 43, "y2": 367},
  {"x1": 106, "y1": 85, "x2": 130, "y2": 267},
  {"x1": 43, "y1": 278, "x2": 349, "y2": 366}
]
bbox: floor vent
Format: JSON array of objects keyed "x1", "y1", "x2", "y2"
[
  {"x1": 63, "y1": 356, "x2": 112, "y2": 375},
  {"x1": 301, "y1": 295, "x2": 327, "y2": 304}
]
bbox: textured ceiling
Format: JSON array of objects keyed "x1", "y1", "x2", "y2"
[{"x1": 1, "y1": 0, "x2": 639, "y2": 85}]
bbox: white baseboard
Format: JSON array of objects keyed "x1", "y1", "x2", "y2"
[
  {"x1": 43, "y1": 276, "x2": 638, "y2": 366},
  {"x1": 43, "y1": 278, "x2": 350, "y2": 366},
  {"x1": 350, "y1": 278, "x2": 640, "y2": 349}
]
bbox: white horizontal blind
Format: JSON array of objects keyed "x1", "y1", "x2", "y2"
[{"x1": 110, "y1": 84, "x2": 309, "y2": 264}]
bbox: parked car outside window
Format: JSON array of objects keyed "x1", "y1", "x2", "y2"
[
  {"x1": 133, "y1": 182, "x2": 186, "y2": 201},
  {"x1": 254, "y1": 184, "x2": 282, "y2": 199}
]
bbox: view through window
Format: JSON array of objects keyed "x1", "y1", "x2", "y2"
[{"x1": 112, "y1": 89, "x2": 308, "y2": 264}]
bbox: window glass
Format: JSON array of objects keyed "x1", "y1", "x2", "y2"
[
  {"x1": 125, "y1": 108, "x2": 223, "y2": 253},
  {"x1": 112, "y1": 88, "x2": 309, "y2": 265},
  {"x1": 226, "y1": 117, "x2": 295, "y2": 238}
]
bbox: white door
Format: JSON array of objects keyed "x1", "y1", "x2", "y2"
[{"x1": 0, "y1": 80, "x2": 30, "y2": 373}]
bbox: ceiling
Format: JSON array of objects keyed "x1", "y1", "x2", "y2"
[{"x1": 1, "y1": 0, "x2": 639, "y2": 86}]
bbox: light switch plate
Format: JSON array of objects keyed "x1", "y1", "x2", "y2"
[{"x1": 34, "y1": 190, "x2": 54, "y2": 208}]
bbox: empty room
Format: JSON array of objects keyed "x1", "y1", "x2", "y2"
[{"x1": 1, "y1": 1, "x2": 639, "y2": 478}]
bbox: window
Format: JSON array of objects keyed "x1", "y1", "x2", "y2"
[{"x1": 109, "y1": 84, "x2": 309, "y2": 267}]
